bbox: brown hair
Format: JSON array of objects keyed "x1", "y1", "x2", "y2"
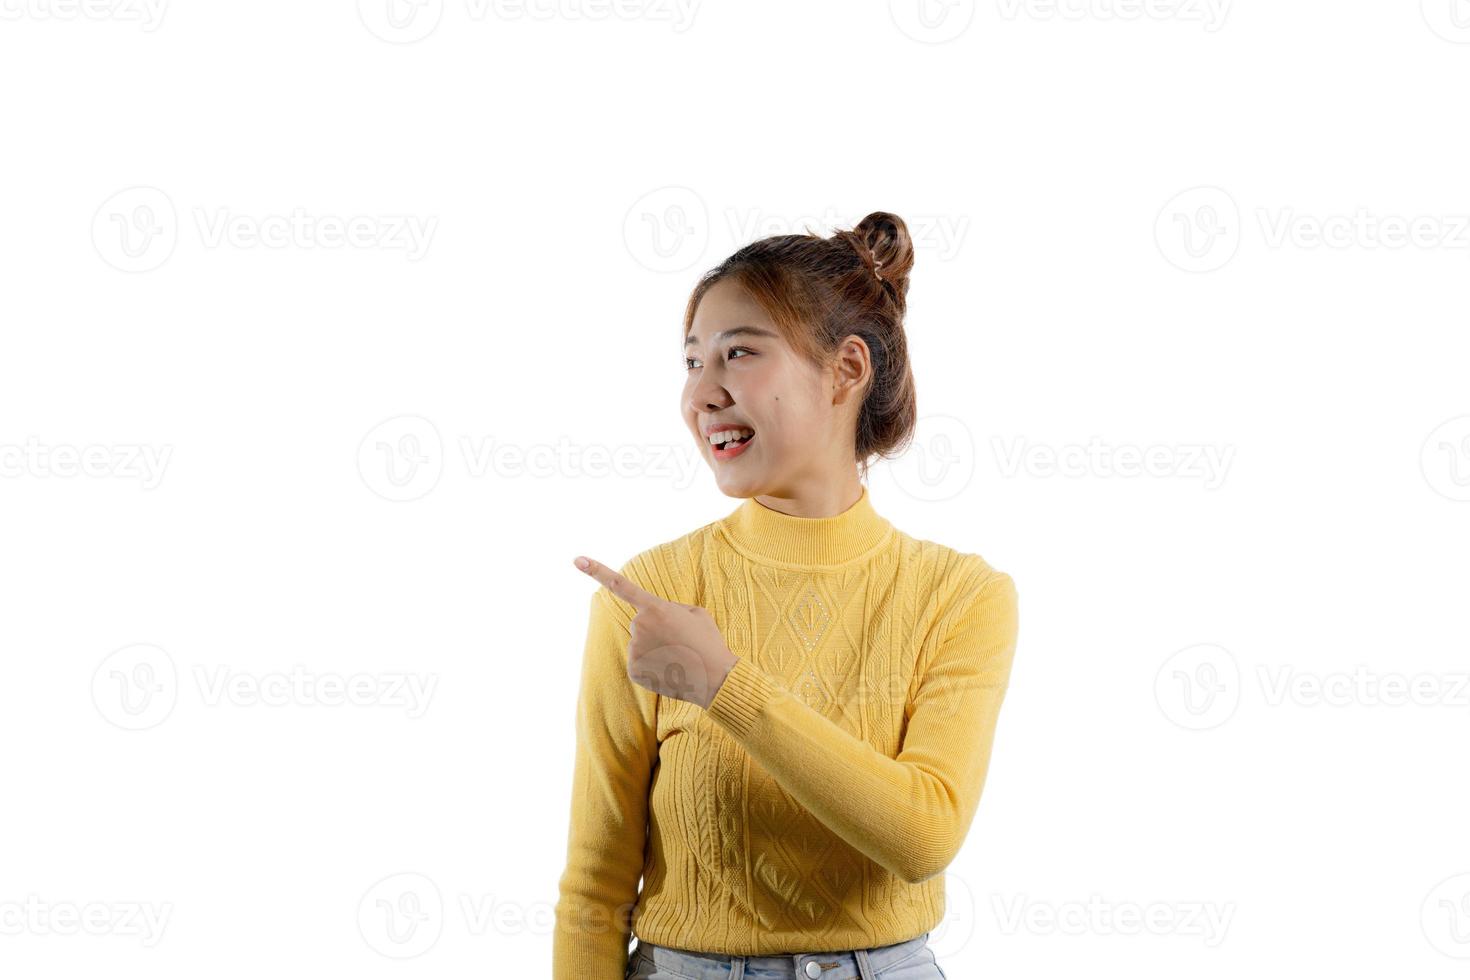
[{"x1": 682, "y1": 211, "x2": 918, "y2": 479}]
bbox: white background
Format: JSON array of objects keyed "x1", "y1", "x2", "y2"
[{"x1": 2, "y1": 1, "x2": 1468, "y2": 977}]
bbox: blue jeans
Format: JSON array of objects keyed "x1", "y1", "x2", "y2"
[{"x1": 625, "y1": 930, "x2": 948, "y2": 979}]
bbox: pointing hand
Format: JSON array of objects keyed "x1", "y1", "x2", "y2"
[{"x1": 573, "y1": 556, "x2": 738, "y2": 710}]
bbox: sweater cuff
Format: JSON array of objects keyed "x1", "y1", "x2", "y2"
[{"x1": 705, "y1": 657, "x2": 778, "y2": 739}]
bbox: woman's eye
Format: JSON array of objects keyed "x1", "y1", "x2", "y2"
[{"x1": 685, "y1": 347, "x2": 754, "y2": 370}]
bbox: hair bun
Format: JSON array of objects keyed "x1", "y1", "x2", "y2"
[{"x1": 850, "y1": 211, "x2": 914, "y2": 308}]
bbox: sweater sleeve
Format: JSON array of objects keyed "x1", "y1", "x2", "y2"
[
  {"x1": 552, "y1": 586, "x2": 659, "y2": 979},
  {"x1": 704, "y1": 568, "x2": 1019, "y2": 885}
]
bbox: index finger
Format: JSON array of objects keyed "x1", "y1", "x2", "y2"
[{"x1": 573, "y1": 556, "x2": 663, "y2": 611}]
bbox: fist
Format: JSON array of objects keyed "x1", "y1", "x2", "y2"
[{"x1": 573, "y1": 555, "x2": 738, "y2": 710}]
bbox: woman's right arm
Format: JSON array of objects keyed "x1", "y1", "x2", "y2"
[{"x1": 553, "y1": 584, "x2": 659, "y2": 979}]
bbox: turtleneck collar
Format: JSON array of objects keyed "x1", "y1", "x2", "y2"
[{"x1": 716, "y1": 484, "x2": 895, "y2": 568}]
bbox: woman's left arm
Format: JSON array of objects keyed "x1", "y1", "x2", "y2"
[{"x1": 704, "y1": 569, "x2": 1020, "y2": 885}]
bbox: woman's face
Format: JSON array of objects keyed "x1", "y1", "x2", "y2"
[{"x1": 682, "y1": 277, "x2": 868, "y2": 499}]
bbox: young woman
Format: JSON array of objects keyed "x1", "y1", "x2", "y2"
[{"x1": 554, "y1": 212, "x2": 1020, "y2": 980}]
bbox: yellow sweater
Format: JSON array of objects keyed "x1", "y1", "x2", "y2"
[{"x1": 552, "y1": 485, "x2": 1020, "y2": 977}]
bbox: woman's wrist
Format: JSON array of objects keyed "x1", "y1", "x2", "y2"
[{"x1": 702, "y1": 649, "x2": 739, "y2": 710}]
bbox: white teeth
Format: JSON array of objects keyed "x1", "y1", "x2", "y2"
[{"x1": 709, "y1": 428, "x2": 753, "y2": 446}]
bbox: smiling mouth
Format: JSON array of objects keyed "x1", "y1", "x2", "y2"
[{"x1": 710, "y1": 430, "x2": 755, "y2": 456}]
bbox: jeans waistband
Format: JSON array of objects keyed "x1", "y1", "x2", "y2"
[{"x1": 632, "y1": 929, "x2": 931, "y2": 980}]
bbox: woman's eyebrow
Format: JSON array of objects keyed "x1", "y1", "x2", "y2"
[{"x1": 684, "y1": 325, "x2": 779, "y2": 348}]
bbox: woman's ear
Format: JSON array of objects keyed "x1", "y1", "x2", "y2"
[{"x1": 830, "y1": 335, "x2": 872, "y2": 405}]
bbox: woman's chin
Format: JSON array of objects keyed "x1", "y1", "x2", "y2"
[{"x1": 711, "y1": 469, "x2": 765, "y2": 497}]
